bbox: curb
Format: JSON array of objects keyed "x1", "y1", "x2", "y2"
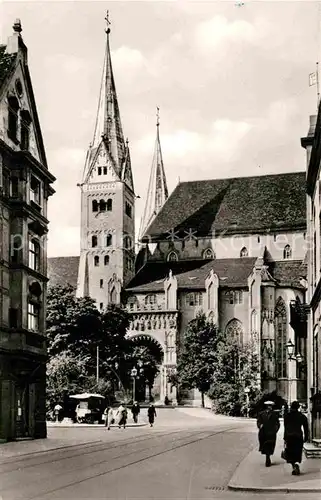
[
  {"x1": 47, "y1": 422, "x2": 148, "y2": 428},
  {"x1": 228, "y1": 484, "x2": 321, "y2": 493}
]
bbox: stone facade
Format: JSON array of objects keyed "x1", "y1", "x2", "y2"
[
  {"x1": 0, "y1": 21, "x2": 55, "y2": 440},
  {"x1": 304, "y1": 112, "x2": 321, "y2": 440}
]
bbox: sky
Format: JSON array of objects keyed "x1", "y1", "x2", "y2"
[{"x1": 0, "y1": 0, "x2": 319, "y2": 257}]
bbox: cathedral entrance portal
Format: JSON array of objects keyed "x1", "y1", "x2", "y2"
[{"x1": 130, "y1": 334, "x2": 177, "y2": 403}]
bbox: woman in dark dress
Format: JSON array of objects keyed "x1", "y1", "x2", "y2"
[
  {"x1": 257, "y1": 401, "x2": 280, "y2": 467},
  {"x1": 284, "y1": 401, "x2": 309, "y2": 476},
  {"x1": 147, "y1": 404, "x2": 157, "y2": 427}
]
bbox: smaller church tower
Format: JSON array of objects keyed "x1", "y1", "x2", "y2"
[
  {"x1": 76, "y1": 13, "x2": 135, "y2": 308},
  {"x1": 139, "y1": 108, "x2": 168, "y2": 240}
]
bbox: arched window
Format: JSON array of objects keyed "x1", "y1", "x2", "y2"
[
  {"x1": 106, "y1": 234, "x2": 112, "y2": 247},
  {"x1": 104, "y1": 255, "x2": 109, "y2": 266},
  {"x1": 107, "y1": 198, "x2": 112, "y2": 211},
  {"x1": 167, "y1": 251, "x2": 178, "y2": 262},
  {"x1": 94, "y1": 256, "x2": 99, "y2": 266},
  {"x1": 20, "y1": 110, "x2": 31, "y2": 151},
  {"x1": 92, "y1": 200, "x2": 98, "y2": 212},
  {"x1": 203, "y1": 248, "x2": 215, "y2": 259},
  {"x1": 240, "y1": 247, "x2": 248, "y2": 257},
  {"x1": 251, "y1": 310, "x2": 257, "y2": 333},
  {"x1": 110, "y1": 287, "x2": 117, "y2": 304},
  {"x1": 145, "y1": 294, "x2": 156, "y2": 305},
  {"x1": 7, "y1": 95, "x2": 19, "y2": 141},
  {"x1": 275, "y1": 297, "x2": 287, "y2": 378},
  {"x1": 92, "y1": 235, "x2": 98, "y2": 248},
  {"x1": 283, "y1": 244, "x2": 292, "y2": 259},
  {"x1": 207, "y1": 282, "x2": 213, "y2": 309},
  {"x1": 225, "y1": 318, "x2": 243, "y2": 344},
  {"x1": 99, "y1": 199, "x2": 106, "y2": 212}
]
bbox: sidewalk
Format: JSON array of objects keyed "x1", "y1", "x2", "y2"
[
  {"x1": 229, "y1": 437, "x2": 321, "y2": 493},
  {"x1": 47, "y1": 421, "x2": 147, "y2": 428}
]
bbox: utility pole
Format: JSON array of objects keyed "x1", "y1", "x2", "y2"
[{"x1": 96, "y1": 346, "x2": 99, "y2": 383}]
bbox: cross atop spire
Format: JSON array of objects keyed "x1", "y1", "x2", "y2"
[
  {"x1": 139, "y1": 108, "x2": 169, "y2": 239},
  {"x1": 82, "y1": 12, "x2": 133, "y2": 189},
  {"x1": 105, "y1": 10, "x2": 111, "y2": 33}
]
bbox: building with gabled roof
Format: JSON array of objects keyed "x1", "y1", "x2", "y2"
[
  {"x1": 47, "y1": 17, "x2": 308, "y2": 407},
  {"x1": 0, "y1": 20, "x2": 55, "y2": 440}
]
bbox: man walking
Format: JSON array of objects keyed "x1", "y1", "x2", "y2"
[
  {"x1": 104, "y1": 406, "x2": 114, "y2": 430},
  {"x1": 257, "y1": 401, "x2": 280, "y2": 467},
  {"x1": 131, "y1": 401, "x2": 140, "y2": 423},
  {"x1": 147, "y1": 403, "x2": 157, "y2": 427},
  {"x1": 283, "y1": 401, "x2": 309, "y2": 475}
]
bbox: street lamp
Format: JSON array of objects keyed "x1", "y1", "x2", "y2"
[
  {"x1": 285, "y1": 339, "x2": 303, "y2": 404},
  {"x1": 244, "y1": 387, "x2": 250, "y2": 418},
  {"x1": 131, "y1": 367, "x2": 138, "y2": 402}
]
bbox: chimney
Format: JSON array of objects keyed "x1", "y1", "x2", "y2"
[{"x1": 5, "y1": 19, "x2": 22, "y2": 55}]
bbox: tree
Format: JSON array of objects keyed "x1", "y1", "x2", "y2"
[
  {"x1": 177, "y1": 313, "x2": 223, "y2": 407},
  {"x1": 208, "y1": 336, "x2": 261, "y2": 416}
]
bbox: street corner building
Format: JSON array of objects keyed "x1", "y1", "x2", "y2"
[
  {"x1": 0, "y1": 20, "x2": 55, "y2": 441},
  {"x1": 304, "y1": 110, "x2": 321, "y2": 442},
  {"x1": 48, "y1": 20, "x2": 308, "y2": 406}
]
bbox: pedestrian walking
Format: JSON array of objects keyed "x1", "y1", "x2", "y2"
[
  {"x1": 147, "y1": 403, "x2": 156, "y2": 427},
  {"x1": 103, "y1": 406, "x2": 114, "y2": 430},
  {"x1": 131, "y1": 401, "x2": 140, "y2": 423},
  {"x1": 257, "y1": 401, "x2": 280, "y2": 467},
  {"x1": 283, "y1": 400, "x2": 309, "y2": 476},
  {"x1": 116, "y1": 403, "x2": 128, "y2": 429}
]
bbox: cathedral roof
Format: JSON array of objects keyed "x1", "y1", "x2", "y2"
[
  {"x1": 47, "y1": 256, "x2": 79, "y2": 289},
  {"x1": 143, "y1": 172, "x2": 306, "y2": 240},
  {"x1": 0, "y1": 44, "x2": 17, "y2": 90},
  {"x1": 268, "y1": 260, "x2": 307, "y2": 289},
  {"x1": 126, "y1": 257, "x2": 257, "y2": 292}
]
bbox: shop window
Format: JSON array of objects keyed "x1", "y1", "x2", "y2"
[
  {"x1": 240, "y1": 247, "x2": 248, "y2": 257},
  {"x1": 167, "y1": 251, "x2": 178, "y2": 262},
  {"x1": 203, "y1": 248, "x2": 214, "y2": 259}
]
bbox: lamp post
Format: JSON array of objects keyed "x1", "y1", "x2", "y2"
[
  {"x1": 131, "y1": 367, "x2": 137, "y2": 402},
  {"x1": 244, "y1": 387, "x2": 250, "y2": 418},
  {"x1": 285, "y1": 339, "x2": 303, "y2": 404}
]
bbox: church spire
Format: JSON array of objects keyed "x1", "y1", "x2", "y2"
[
  {"x1": 139, "y1": 107, "x2": 168, "y2": 239},
  {"x1": 82, "y1": 12, "x2": 131, "y2": 186}
]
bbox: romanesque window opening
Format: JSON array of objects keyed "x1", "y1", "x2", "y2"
[
  {"x1": 203, "y1": 248, "x2": 214, "y2": 259},
  {"x1": 92, "y1": 200, "x2": 98, "y2": 212},
  {"x1": 104, "y1": 255, "x2": 109, "y2": 265},
  {"x1": 186, "y1": 292, "x2": 203, "y2": 306},
  {"x1": 283, "y1": 244, "x2": 292, "y2": 259},
  {"x1": 29, "y1": 238, "x2": 40, "y2": 271},
  {"x1": 240, "y1": 247, "x2": 248, "y2": 257},
  {"x1": 98, "y1": 167, "x2": 102, "y2": 175},
  {"x1": 167, "y1": 251, "x2": 178, "y2": 262},
  {"x1": 92, "y1": 235, "x2": 98, "y2": 247},
  {"x1": 145, "y1": 294, "x2": 156, "y2": 305},
  {"x1": 100, "y1": 279, "x2": 103, "y2": 288},
  {"x1": 107, "y1": 198, "x2": 112, "y2": 211},
  {"x1": 20, "y1": 110, "x2": 31, "y2": 151},
  {"x1": 7, "y1": 95, "x2": 19, "y2": 141},
  {"x1": 99, "y1": 199, "x2": 106, "y2": 212},
  {"x1": 94, "y1": 255, "x2": 99, "y2": 266},
  {"x1": 275, "y1": 297, "x2": 287, "y2": 378},
  {"x1": 106, "y1": 234, "x2": 112, "y2": 247},
  {"x1": 27, "y1": 302, "x2": 40, "y2": 332},
  {"x1": 103, "y1": 167, "x2": 107, "y2": 175},
  {"x1": 225, "y1": 318, "x2": 243, "y2": 344}
]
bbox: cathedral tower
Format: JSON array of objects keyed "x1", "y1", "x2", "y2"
[
  {"x1": 139, "y1": 108, "x2": 168, "y2": 240},
  {"x1": 76, "y1": 14, "x2": 135, "y2": 308}
]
